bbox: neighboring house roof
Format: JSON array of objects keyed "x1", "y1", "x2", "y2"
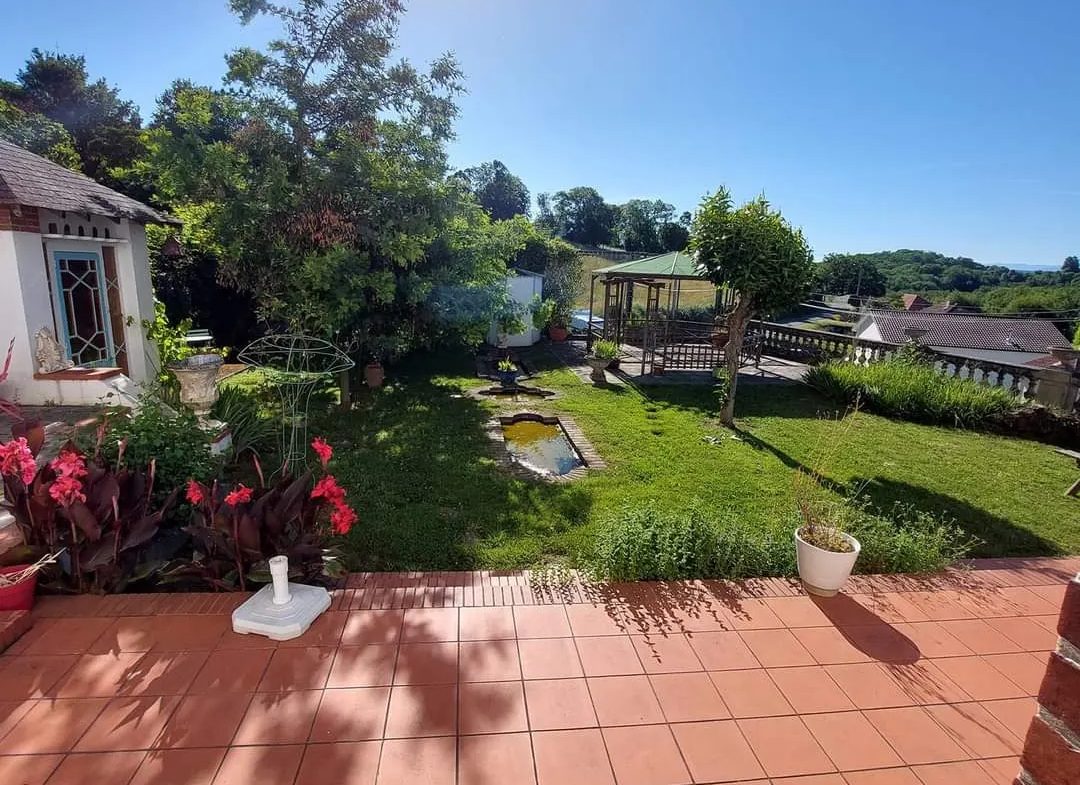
[
  {"x1": 902, "y1": 294, "x2": 930, "y2": 311},
  {"x1": 864, "y1": 310, "x2": 1071, "y2": 352},
  {"x1": 596, "y1": 251, "x2": 706, "y2": 280},
  {"x1": 923, "y1": 300, "x2": 959, "y2": 313},
  {"x1": 0, "y1": 139, "x2": 179, "y2": 225}
]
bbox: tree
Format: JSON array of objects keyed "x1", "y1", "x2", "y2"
[
  {"x1": 1063, "y1": 255, "x2": 1079, "y2": 273},
  {"x1": 457, "y1": 160, "x2": 530, "y2": 220},
  {"x1": 814, "y1": 253, "x2": 886, "y2": 297},
  {"x1": 0, "y1": 49, "x2": 143, "y2": 188},
  {"x1": 616, "y1": 199, "x2": 674, "y2": 252},
  {"x1": 0, "y1": 98, "x2": 80, "y2": 168},
  {"x1": 548, "y1": 186, "x2": 618, "y2": 245},
  {"x1": 691, "y1": 188, "x2": 814, "y2": 425},
  {"x1": 658, "y1": 221, "x2": 689, "y2": 252}
]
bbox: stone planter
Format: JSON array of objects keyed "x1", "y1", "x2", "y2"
[
  {"x1": 795, "y1": 527, "x2": 861, "y2": 597},
  {"x1": 169, "y1": 354, "x2": 223, "y2": 415},
  {"x1": 497, "y1": 369, "x2": 520, "y2": 389},
  {"x1": 586, "y1": 357, "x2": 609, "y2": 383}
]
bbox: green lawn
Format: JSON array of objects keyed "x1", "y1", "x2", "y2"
[{"x1": 316, "y1": 348, "x2": 1080, "y2": 572}]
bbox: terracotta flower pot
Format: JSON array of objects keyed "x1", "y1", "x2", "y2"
[
  {"x1": 0, "y1": 565, "x2": 37, "y2": 611},
  {"x1": 364, "y1": 362, "x2": 385, "y2": 388},
  {"x1": 549, "y1": 326, "x2": 569, "y2": 342}
]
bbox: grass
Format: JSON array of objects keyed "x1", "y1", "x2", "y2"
[{"x1": 316, "y1": 347, "x2": 1079, "y2": 572}]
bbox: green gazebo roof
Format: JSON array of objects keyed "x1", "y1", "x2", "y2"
[{"x1": 595, "y1": 251, "x2": 707, "y2": 280}]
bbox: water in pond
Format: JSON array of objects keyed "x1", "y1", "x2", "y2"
[{"x1": 502, "y1": 420, "x2": 584, "y2": 476}]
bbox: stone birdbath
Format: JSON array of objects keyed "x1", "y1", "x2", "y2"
[{"x1": 169, "y1": 354, "x2": 224, "y2": 416}]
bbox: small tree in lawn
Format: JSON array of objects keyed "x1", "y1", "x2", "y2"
[{"x1": 691, "y1": 188, "x2": 814, "y2": 426}]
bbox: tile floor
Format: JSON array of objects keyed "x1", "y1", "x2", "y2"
[{"x1": 0, "y1": 556, "x2": 1075, "y2": 785}]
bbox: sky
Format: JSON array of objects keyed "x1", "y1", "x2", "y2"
[{"x1": 1, "y1": 0, "x2": 1076, "y2": 268}]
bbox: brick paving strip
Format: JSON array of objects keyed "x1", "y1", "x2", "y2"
[{"x1": 0, "y1": 555, "x2": 1075, "y2": 785}]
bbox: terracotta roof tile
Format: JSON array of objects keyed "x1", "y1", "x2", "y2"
[{"x1": 868, "y1": 310, "x2": 1070, "y2": 352}]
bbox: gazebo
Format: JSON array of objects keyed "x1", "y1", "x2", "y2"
[{"x1": 586, "y1": 251, "x2": 736, "y2": 375}]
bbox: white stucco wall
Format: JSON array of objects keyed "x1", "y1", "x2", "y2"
[
  {"x1": 488, "y1": 272, "x2": 544, "y2": 347},
  {"x1": 0, "y1": 216, "x2": 158, "y2": 407}
]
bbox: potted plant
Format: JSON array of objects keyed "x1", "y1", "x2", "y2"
[
  {"x1": 364, "y1": 359, "x2": 385, "y2": 388},
  {"x1": 530, "y1": 296, "x2": 556, "y2": 336},
  {"x1": 496, "y1": 358, "x2": 519, "y2": 389},
  {"x1": 0, "y1": 552, "x2": 62, "y2": 611},
  {"x1": 586, "y1": 339, "x2": 619, "y2": 383},
  {"x1": 495, "y1": 307, "x2": 528, "y2": 349},
  {"x1": 548, "y1": 307, "x2": 571, "y2": 343}
]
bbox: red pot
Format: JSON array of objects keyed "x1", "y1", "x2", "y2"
[
  {"x1": 549, "y1": 327, "x2": 569, "y2": 342},
  {"x1": 0, "y1": 565, "x2": 37, "y2": 611},
  {"x1": 364, "y1": 362, "x2": 385, "y2": 388}
]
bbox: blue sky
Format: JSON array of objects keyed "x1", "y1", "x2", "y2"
[{"x1": 1, "y1": 0, "x2": 1076, "y2": 268}]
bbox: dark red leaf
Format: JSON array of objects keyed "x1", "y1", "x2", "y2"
[
  {"x1": 277, "y1": 471, "x2": 313, "y2": 523},
  {"x1": 81, "y1": 531, "x2": 118, "y2": 570},
  {"x1": 236, "y1": 513, "x2": 261, "y2": 555},
  {"x1": 88, "y1": 475, "x2": 120, "y2": 521},
  {"x1": 66, "y1": 502, "x2": 102, "y2": 541},
  {"x1": 121, "y1": 512, "x2": 161, "y2": 551}
]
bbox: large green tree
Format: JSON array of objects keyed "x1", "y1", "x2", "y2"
[
  {"x1": 814, "y1": 253, "x2": 886, "y2": 297},
  {"x1": 0, "y1": 98, "x2": 80, "y2": 168},
  {"x1": 691, "y1": 188, "x2": 814, "y2": 425},
  {"x1": 1063, "y1": 255, "x2": 1079, "y2": 274},
  {"x1": 0, "y1": 49, "x2": 143, "y2": 189},
  {"x1": 616, "y1": 199, "x2": 674, "y2": 252},
  {"x1": 456, "y1": 159, "x2": 530, "y2": 220},
  {"x1": 540, "y1": 186, "x2": 618, "y2": 245}
]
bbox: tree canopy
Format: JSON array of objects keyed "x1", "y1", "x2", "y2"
[
  {"x1": 813, "y1": 253, "x2": 886, "y2": 297},
  {"x1": 691, "y1": 188, "x2": 813, "y2": 424},
  {"x1": 456, "y1": 160, "x2": 530, "y2": 220},
  {"x1": 537, "y1": 186, "x2": 618, "y2": 246}
]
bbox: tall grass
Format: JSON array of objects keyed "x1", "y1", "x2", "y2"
[
  {"x1": 586, "y1": 501, "x2": 973, "y2": 581},
  {"x1": 804, "y1": 360, "x2": 1019, "y2": 428}
]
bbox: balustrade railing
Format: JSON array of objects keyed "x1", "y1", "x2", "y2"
[{"x1": 749, "y1": 320, "x2": 1078, "y2": 407}]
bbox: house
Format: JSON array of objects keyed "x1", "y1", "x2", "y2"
[
  {"x1": 900, "y1": 293, "x2": 962, "y2": 313},
  {"x1": 0, "y1": 139, "x2": 178, "y2": 406},
  {"x1": 855, "y1": 309, "x2": 1072, "y2": 366}
]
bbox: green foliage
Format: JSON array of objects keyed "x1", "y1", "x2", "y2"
[
  {"x1": 0, "y1": 98, "x2": 80, "y2": 168},
  {"x1": 1064, "y1": 256, "x2": 1080, "y2": 274},
  {"x1": 530, "y1": 296, "x2": 556, "y2": 330},
  {"x1": 457, "y1": 160, "x2": 530, "y2": 220},
  {"x1": 804, "y1": 360, "x2": 1020, "y2": 428},
  {"x1": 590, "y1": 339, "x2": 619, "y2": 360},
  {"x1": 658, "y1": 221, "x2": 690, "y2": 252},
  {"x1": 814, "y1": 253, "x2": 887, "y2": 297},
  {"x1": 210, "y1": 385, "x2": 278, "y2": 461},
  {"x1": 616, "y1": 198, "x2": 674, "y2": 252},
  {"x1": 0, "y1": 48, "x2": 144, "y2": 191},
  {"x1": 497, "y1": 358, "x2": 517, "y2": 373},
  {"x1": 588, "y1": 502, "x2": 971, "y2": 581},
  {"x1": 540, "y1": 186, "x2": 619, "y2": 245},
  {"x1": 92, "y1": 398, "x2": 221, "y2": 506}
]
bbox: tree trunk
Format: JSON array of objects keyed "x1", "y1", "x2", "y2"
[
  {"x1": 338, "y1": 369, "x2": 351, "y2": 410},
  {"x1": 720, "y1": 298, "x2": 752, "y2": 426}
]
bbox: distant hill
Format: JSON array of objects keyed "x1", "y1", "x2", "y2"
[{"x1": 825, "y1": 249, "x2": 1071, "y2": 293}]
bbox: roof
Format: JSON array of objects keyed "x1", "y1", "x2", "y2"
[
  {"x1": 0, "y1": 139, "x2": 178, "y2": 225},
  {"x1": 865, "y1": 310, "x2": 1071, "y2": 353},
  {"x1": 595, "y1": 251, "x2": 707, "y2": 280},
  {"x1": 902, "y1": 294, "x2": 930, "y2": 311}
]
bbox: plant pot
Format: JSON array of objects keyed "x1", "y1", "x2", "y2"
[
  {"x1": 0, "y1": 564, "x2": 37, "y2": 611},
  {"x1": 497, "y1": 369, "x2": 519, "y2": 389},
  {"x1": 169, "y1": 354, "x2": 224, "y2": 415},
  {"x1": 364, "y1": 362, "x2": 384, "y2": 388},
  {"x1": 711, "y1": 330, "x2": 730, "y2": 348},
  {"x1": 549, "y1": 326, "x2": 569, "y2": 342},
  {"x1": 585, "y1": 357, "x2": 609, "y2": 383},
  {"x1": 794, "y1": 528, "x2": 861, "y2": 597}
]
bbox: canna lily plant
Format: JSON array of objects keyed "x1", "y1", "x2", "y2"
[{"x1": 172, "y1": 436, "x2": 355, "y2": 591}]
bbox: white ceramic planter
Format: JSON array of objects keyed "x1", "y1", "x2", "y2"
[{"x1": 794, "y1": 527, "x2": 861, "y2": 597}]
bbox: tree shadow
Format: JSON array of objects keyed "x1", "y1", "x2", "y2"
[
  {"x1": 48, "y1": 606, "x2": 518, "y2": 785},
  {"x1": 312, "y1": 352, "x2": 594, "y2": 571},
  {"x1": 853, "y1": 476, "x2": 1061, "y2": 558}
]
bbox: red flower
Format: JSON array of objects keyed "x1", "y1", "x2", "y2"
[
  {"x1": 185, "y1": 479, "x2": 205, "y2": 506},
  {"x1": 311, "y1": 474, "x2": 346, "y2": 504},
  {"x1": 225, "y1": 484, "x2": 253, "y2": 506},
  {"x1": 311, "y1": 437, "x2": 332, "y2": 468},
  {"x1": 0, "y1": 437, "x2": 37, "y2": 485},
  {"x1": 330, "y1": 503, "x2": 357, "y2": 535},
  {"x1": 48, "y1": 474, "x2": 86, "y2": 507},
  {"x1": 49, "y1": 449, "x2": 87, "y2": 480}
]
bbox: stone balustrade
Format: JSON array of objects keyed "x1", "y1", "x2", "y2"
[{"x1": 750, "y1": 320, "x2": 1080, "y2": 410}]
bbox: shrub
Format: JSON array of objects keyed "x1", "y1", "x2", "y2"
[
  {"x1": 804, "y1": 360, "x2": 1019, "y2": 428},
  {"x1": 87, "y1": 397, "x2": 221, "y2": 505},
  {"x1": 587, "y1": 501, "x2": 972, "y2": 581},
  {"x1": 211, "y1": 385, "x2": 278, "y2": 462},
  {"x1": 590, "y1": 339, "x2": 620, "y2": 360}
]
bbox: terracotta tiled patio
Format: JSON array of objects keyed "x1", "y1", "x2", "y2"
[{"x1": 0, "y1": 556, "x2": 1075, "y2": 785}]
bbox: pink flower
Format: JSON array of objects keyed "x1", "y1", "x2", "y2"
[
  {"x1": 311, "y1": 437, "x2": 332, "y2": 468},
  {"x1": 48, "y1": 474, "x2": 86, "y2": 507},
  {"x1": 186, "y1": 479, "x2": 205, "y2": 506},
  {"x1": 225, "y1": 484, "x2": 253, "y2": 506},
  {"x1": 0, "y1": 437, "x2": 37, "y2": 485},
  {"x1": 311, "y1": 474, "x2": 346, "y2": 504},
  {"x1": 330, "y1": 504, "x2": 357, "y2": 535},
  {"x1": 49, "y1": 449, "x2": 87, "y2": 480}
]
